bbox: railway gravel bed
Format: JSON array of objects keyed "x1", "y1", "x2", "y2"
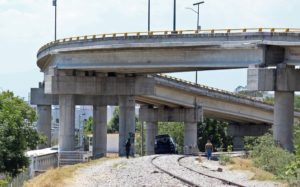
[
  {"x1": 179, "y1": 156, "x2": 283, "y2": 187},
  {"x1": 67, "y1": 155, "x2": 284, "y2": 187}
]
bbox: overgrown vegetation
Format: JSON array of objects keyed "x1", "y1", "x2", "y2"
[
  {"x1": 107, "y1": 107, "x2": 120, "y2": 133},
  {"x1": 245, "y1": 131, "x2": 300, "y2": 185},
  {"x1": 250, "y1": 134, "x2": 295, "y2": 178},
  {"x1": 230, "y1": 158, "x2": 275, "y2": 181},
  {"x1": 158, "y1": 122, "x2": 184, "y2": 153},
  {"x1": 197, "y1": 118, "x2": 232, "y2": 152},
  {"x1": 285, "y1": 125, "x2": 300, "y2": 186},
  {"x1": 219, "y1": 154, "x2": 233, "y2": 165},
  {"x1": 0, "y1": 91, "x2": 45, "y2": 178}
]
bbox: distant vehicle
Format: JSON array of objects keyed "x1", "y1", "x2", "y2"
[{"x1": 154, "y1": 134, "x2": 176, "y2": 154}]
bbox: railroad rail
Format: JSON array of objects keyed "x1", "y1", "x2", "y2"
[
  {"x1": 151, "y1": 155, "x2": 245, "y2": 187},
  {"x1": 38, "y1": 28, "x2": 300, "y2": 53},
  {"x1": 177, "y1": 156, "x2": 245, "y2": 187}
]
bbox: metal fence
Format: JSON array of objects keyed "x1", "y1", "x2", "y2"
[{"x1": 7, "y1": 170, "x2": 30, "y2": 187}]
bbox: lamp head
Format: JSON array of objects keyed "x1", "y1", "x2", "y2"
[{"x1": 193, "y1": 1, "x2": 204, "y2": 6}]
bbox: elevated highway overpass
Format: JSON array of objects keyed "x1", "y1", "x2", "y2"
[
  {"x1": 37, "y1": 28, "x2": 300, "y2": 73},
  {"x1": 32, "y1": 28, "x2": 300, "y2": 156}
]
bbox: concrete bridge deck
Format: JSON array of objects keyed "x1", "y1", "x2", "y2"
[{"x1": 37, "y1": 28, "x2": 300, "y2": 73}]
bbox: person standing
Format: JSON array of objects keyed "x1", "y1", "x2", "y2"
[
  {"x1": 205, "y1": 140, "x2": 213, "y2": 160},
  {"x1": 125, "y1": 138, "x2": 131, "y2": 159}
]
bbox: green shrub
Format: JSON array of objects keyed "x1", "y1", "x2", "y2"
[
  {"x1": 251, "y1": 133, "x2": 295, "y2": 179},
  {"x1": 285, "y1": 125, "x2": 300, "y2": 186},
  {"x1": 227, "y1": 145, "x2": 233, "y2": 152},
  {"x1": 219, "y1": 154, "x2": 233, "y2": 165},
  {"x1": 0, "y1": 179, "x2": 8, "y2": 187}
]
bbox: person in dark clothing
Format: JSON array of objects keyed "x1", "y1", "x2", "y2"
[{"x1": 125, "y1": 138, "x2": 131, "y2": 159}]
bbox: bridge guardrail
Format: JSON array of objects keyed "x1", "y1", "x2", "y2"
[
  {"x1": 29, "y1": 152, "x2": 58, "y2": 177},
  {"x1": 38, "y1": 28, "x2": 300, "y2": 54},
  {"x1": 58, "y1": 151, "x2": 92, "y2": 167}
]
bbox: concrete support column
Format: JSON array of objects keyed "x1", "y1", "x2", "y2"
[
  {"x1": 59, "y1": 95, "x2": 75, "y2": 151},
  {"x1": 118, "y1": 96, "x2": 136, "y2": 157},
  {"x1": 232, "y1": 136, "x2": 244, "y2": 151},
  {"x1": 37, "y1": 105, "x2": 52, "y2": 148},
  {"x1": 274, "y1": 91, "x2": 294, "y2": 152},
  {"x1": 184, "y1": 122, "x2": 198, "y2": 154},
  {"x1": 145, "y1": 122, "x2": 158, "y2": 155},
  {"x1": 93, "y1": 105, "x2": 107, "y2": 158}
]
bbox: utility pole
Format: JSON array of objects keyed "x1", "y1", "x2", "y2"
[
  {"x1": 148, "y1": 0, "x2": 150, "y2": 32},
  {"x1": 186, "y1": 1, "x2": 204, "y2": 84},
  {"x1": 173, "y1": 0, "x2": 176, "y2": 32},
  {"x1": 52, "y1": 0, "x2": 57, "y2": 40}
]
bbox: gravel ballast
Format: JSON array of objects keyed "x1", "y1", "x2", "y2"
[{"x1": 67, "y1": 155, "x2": 284, "y2": 187}]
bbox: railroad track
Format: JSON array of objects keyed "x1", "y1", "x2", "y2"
[{"x1": 151, "y1": 155, "x2": 245, "y2": 187}]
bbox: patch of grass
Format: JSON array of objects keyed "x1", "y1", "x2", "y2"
[
  {"x1": 230, "y1": 158, "x2": 276, "y2": 181},
  {"x1": 219, "y1": 154, "x2": 234, "y2": 165},
  {"x1": 24, "y1": 157, "x2": 116, "y2": 187},
  {"x1": 0, "y1": 179, "x2": 8, "y2": 187},
  {"x1": 196, "y1": 156, "x2": 202, "y2": 163}
]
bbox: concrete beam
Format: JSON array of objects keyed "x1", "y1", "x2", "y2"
[
  {"x1": 247, "y1": 65, "x2": 300, "y2": 91},
  {"x1": 59, "y1": 95, "x2": 75, "y2": 151},
  {"x1": 119, "y1": 96, "x2": 136, "y2": 157},
  {"x1": 45, "y1": 74, "x2": 155, "y2": 95},
  {"x1": 93, "y1": 105, "x2": 107, "y2": 158},
  {"x1": 139, "y1": 106, "x2": 203, "y2": 123},
  {"x1": 31, "y1": 88, "x2": 58, "y2": 105},
  {"x1": 31, "y1": 87, "x2": 118, "y2": 105},
  {"x1": 227, "y1": 123, "x2": 271, "y2": 137}
]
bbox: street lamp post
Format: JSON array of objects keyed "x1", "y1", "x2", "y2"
[
  {"x1": 148, "y1": 0, "x2": 150, "y2": 32},
  {"x1": 173, "y1": 0, "x2": 176, "y2": 32},
  {"x1": 186, "y1": 1, "x2": 204, "y2": 84},
  {"x1": 52, "y1": 0, "x2": 57, "y2": 40},
  {"x1": 193, "y1": 1, "x2": 204, "y2": 30}
]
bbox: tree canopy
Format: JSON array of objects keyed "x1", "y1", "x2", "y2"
[
  {"x1": 0, "y1": 91, "x2": 44, "y2": 176},
  {"x1": 107, "y1": 107, "x2": 120, "y2": 133},
  {"x1": 197, "y1": 118, "x2": 232, "y2": 152}
]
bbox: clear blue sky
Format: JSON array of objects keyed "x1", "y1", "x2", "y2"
[{"x1": 0, "y1": 0, "x2": 300, "y2": 99}]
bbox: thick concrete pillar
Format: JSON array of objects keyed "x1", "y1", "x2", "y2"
[
  {"x1": 37, "y1": 105, "x2": 52, "y2": 148},
  {"x1": 59, "y1": 95, "x2": 75, "y2": 151},
  {"x1": 145, "y1": 122, "x2": 158, "y2": 155},
  {"x1": 93, "y1": 105, "x2": 107, "y2": 158},
  {"x1": 184, "y1": 122, "x2": 198, "y2": 154},
  {"x1": 274, "y1": 91, "x2": 294, "y2": 152},
  {"x1": 118, "y1": 96, "x2": 136, "y2": 157},
  {"x1": 233, "y1": 136, "x2": 244, "y2": 151}
]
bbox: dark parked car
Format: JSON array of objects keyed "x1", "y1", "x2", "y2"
[{"x1": 154, "y1": 134, "x2": 176, "y2": 154}]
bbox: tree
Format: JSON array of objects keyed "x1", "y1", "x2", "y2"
[
  {"x1": 107, "y1": 107, "x2": 119, "y2": 133},
  {"x1": 0, "y1": 91, "x2": 44, "y2": 176},
  {"x1": 83, "y1": 117, "x2": 93, "y2": 135},
  {"x1": 197, "y1": 118, "x2": 232, "y2": 152},
  {"x1": 158, "y1": 122, "x2": 184, "y2": 153}
]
